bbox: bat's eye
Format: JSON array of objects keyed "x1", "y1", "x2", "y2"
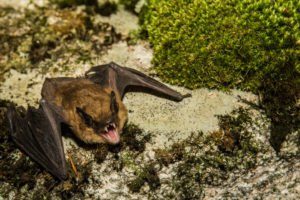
[{"x1": 76, "y1": 107, "x2": 94, "y2": 127}]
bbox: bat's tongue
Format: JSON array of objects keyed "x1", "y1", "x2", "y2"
[{"x1": 102, "y1": 126, "x2": 119, "y2": 144}]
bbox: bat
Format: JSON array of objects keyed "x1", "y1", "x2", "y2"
[{"x1": 7, "y1": 62, "x2": 191, "y2": 181}]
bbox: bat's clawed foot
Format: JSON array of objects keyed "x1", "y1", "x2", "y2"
[{"x1": 67, "y1": 153, "x2": 79, "y2": 180}]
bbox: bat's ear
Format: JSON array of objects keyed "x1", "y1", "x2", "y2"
[{"x1": 110, "y1": 91, "x2": 119, "y2": 114}]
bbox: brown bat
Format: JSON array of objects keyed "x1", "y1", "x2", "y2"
[{"x1": 7, "y1": 62, "x2": 190, "y2": 180}]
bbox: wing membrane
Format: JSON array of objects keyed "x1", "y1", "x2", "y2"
[
  {"x1": 7, "y1": 100, "x2": 67, "y2": 180},
  {"x1": 85, "y1": 62, "x2": 191, "y2": 101}
]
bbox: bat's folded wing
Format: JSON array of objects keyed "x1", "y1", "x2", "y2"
[
  {"x1": 7, "y1": 100, "x2": 67, "y2": 181},
  {"x1": 85, "y1": 62, "x2": 191, "y2": 101}
]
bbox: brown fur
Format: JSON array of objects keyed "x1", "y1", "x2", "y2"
[{"x1": 42, "y1": 78, "x2": 128, "y2": 144}]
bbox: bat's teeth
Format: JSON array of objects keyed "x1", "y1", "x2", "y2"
[
  {"x1": 111, "y1": 123, "x2": 116, "y2": 128},
  {"x1": 104, "y1": 127, "x2": 108, "y2": 132}
]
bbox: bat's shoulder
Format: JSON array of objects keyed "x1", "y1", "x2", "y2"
[
  {"x1": 43, "y1": 77, "x2": 77, "y2": 85},
  {"x1": 42, "y1": 77, "x2": 91, "y2": 89},
  {"x1": 41, "y1": 77, "x2": 91, "y2": 102}
]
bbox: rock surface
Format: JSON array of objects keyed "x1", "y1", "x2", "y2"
[{"x1": 0, "y1": 1, "x2": 299, "y2": 199}]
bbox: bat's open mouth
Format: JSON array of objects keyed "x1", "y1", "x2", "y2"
[{"x1": 100, "y1": 123, "x2": 120, "y2": 144}]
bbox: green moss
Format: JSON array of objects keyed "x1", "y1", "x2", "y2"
[
  {"x1": 142, "y1": 0, "x2": 299, "y2": 90},
  {"x1": 120, "y1": 124, "x2": 160, "y2": 193},
  {"x1": 155, "y1": 142, "x2": 184, "y2": 167},
  {"x1": 127, "y1": 163, "x2": 160, "y2": 193},
  {"x1": 115, "y1": 124, "x2": 159, "y2": 193},
  {"x1": 127, "y1": 175, "x2": 145, "y2": 193},
  {"x1": 93, "y1": 144, "x2": 109, "y2": 164},
  {"x1": 121, "y1": 123, "x2": 151, "y2": 154},
  {"x1": 126, "y1": 30, "x2": 141, "y2": 45}
]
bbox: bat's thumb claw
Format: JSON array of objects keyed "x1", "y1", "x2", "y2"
[{"x1": 182, "y1": 93, "x2": 192, "y2": 98}]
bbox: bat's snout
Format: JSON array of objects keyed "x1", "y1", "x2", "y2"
[{"x1": 99, "y1": 123, "x2": 120, "y2": 145}]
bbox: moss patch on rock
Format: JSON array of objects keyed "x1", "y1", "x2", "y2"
[
  {"x1": 121, "y1": 123, "x2": 152, "y2": 153},
  {"x1": 140, "y1": 0, "x2": 300, "y2": 152},
  {"x1": 0, "y1": 5, "x2": 120, "y2": 80},
  {"x1": 141, "y1": 0, "x2": 299, "y2": 90},
  {"x1": 127, "y1": 163, "x2": 160, "y2": 193},
  {"x1": 154, "y1": 107, "x2": 267, "y2": 199}
]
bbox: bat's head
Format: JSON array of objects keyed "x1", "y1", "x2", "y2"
[{"x1": 66, "y1": 85, "x2": 128, "y2": 145}]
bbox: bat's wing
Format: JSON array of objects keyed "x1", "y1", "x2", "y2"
[
  {"x1": 85, "y1": 62, "x2": 191, "y2": 101},
  {"x1": 7, "y1": 100, "x2": 67, "y2": 181}
]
